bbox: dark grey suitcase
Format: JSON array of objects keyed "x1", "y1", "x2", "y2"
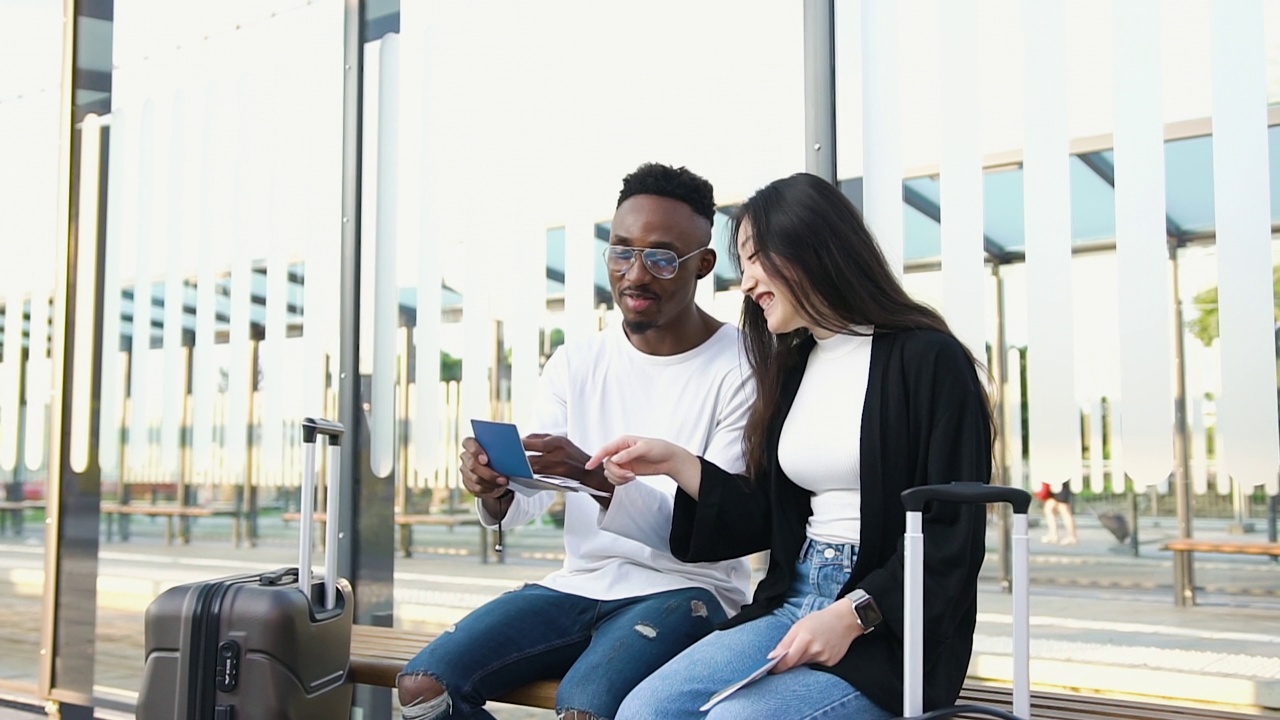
[{"x1": 137, "y1": 418, "x2": 353, "y2": 720}]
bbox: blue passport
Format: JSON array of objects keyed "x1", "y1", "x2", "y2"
[{"x1": 470, "y1": 420, "x2": 610, "y2": 498}]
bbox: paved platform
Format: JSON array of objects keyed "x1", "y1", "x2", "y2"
[{"x1": 0, "y1": 509, "x2": 1277, "y2": 718}]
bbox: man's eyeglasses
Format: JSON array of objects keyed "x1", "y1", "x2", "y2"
[{"x1": 603, "y1": 246, "x2": 706, "y2": 280}]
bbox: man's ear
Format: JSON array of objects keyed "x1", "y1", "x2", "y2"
[{"x1": 697, "y1": 248, "x2": 717, "y2": 279}]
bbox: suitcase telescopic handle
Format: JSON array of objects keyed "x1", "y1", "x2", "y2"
[
  {"x1": 901, "y1": 481, "x2": 1033, "y2": 720},
  {"x1": 299, "y1": 418, "x2": 345, "y2": 611},
  {"x1": 302, "y1": 417, "x2": 345, "y2": 444},
  {"x1": 901, "y1": 482, "x2": 1032, "y2": 514}
]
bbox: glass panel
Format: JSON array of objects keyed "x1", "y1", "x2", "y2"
[
  {"x1": 904, "y1": 201, "x2": 942, "y2": 261},
  {"x1": 983, "y1": 167, "x2": 1026, "y2": 252},
  {"x1": 1069, "y1": 154, "x2": 1117, "y2": 243},
  {"x1": 88, "y1": 0, "x2": 346, "y2": 709},
  {"x1": 547, "y1": 226, "x2": 566, "y2": 295},
  {"x1": 1163, "y1": 136, "x2": 1216, "y2": 233}
]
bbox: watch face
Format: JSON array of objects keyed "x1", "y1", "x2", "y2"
[{"x1": 857, "y1": 598, "x2": 883, "y2": 629}]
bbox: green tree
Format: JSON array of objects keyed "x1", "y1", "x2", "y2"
[
  {"x1": 441, "y1": 351, "x2": 462, "y2": 382},
  {"x1": 1189, "y1": 265, "x2": 1280, "y2": 347}
]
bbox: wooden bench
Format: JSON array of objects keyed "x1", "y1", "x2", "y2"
[
  {"x1": 285, "y1": 511, "x2": 493, "y2": 563},
  {"x1": 1161, "y1": 538, "x2": 1280, "y2": 558},
  {"x1": 0, "y1": 500, "x2": 44, "y2": 536},
  {"x1": 1161, "y1": 538, "x2": 1280, "y2": 604},
  {"x1": 101, "y1": 503, "x2": 242, "y2": 546},
  {"x1": 348, "y1": 626, "x2": 1267, "y2": 719}
]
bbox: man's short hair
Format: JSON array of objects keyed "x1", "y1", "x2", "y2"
[{"x1": 617, "y1": 163, "x2": 717, "y2": 225}]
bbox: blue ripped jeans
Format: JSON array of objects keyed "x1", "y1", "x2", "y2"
[
  {"x1": 616, "y1": 540, "x2": 893, "y2": 720},
  {"x1": 400, "y1": 583, "x2": 725, "y2": 719}
]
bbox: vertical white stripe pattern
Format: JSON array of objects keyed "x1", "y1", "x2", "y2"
[
  {"x1": 1114, "y1": 0, "x2": 1175, "y2": 490},
  {"x1": 510, "y1": 221, "x2": 545, "y2": 432},
  {"x1": 98, "y1": 100, "x2": 133, "y2": 476},
  {"x1": 940, "y1": 0, "x2": 985, "y2": 361},
  {"x1": 371, "y1": 33, "x2": 401, "y2": 478},
  {"x1": 566, "y1": 220, "x2": 600, "y2": 342},
  {"x1": 1210, "y1": 0, "x2": 1279, "y2": 496},
  {"x1": 261, "y1": 84, "x2": 289, "y2": 486},
  {"x1": 190, "y1": 83, "x2": 220, "y2": 477},
  {"x1": 23, "y1": 292, "x2": 50, "y2": 473},
  {"x1": 0, "y1": 100, "x2": 16, "y2": 474},
  {"x1": 404, "y1": 9, "x2": 441, "y2": 481},
  {"x1": 1109, "y1": 399, "x2": 1126, "y2": 492},
  {"x1": 127, "y1": 100, "x2": 157, "y2": 473},
  {"x1": 0, "y1": 289, "x2": 20, "y2": 473},
  {"x1": 1191, "y1": 396, "x2": 1209, "y2": 495},
  {"x1": 225, "y1": 76, "x2": 254, "y2": 482},
  {"x1": 861, "y1": 0, "x2": 903, "y2": 276},
  {"x1": 1005, "y1": 348, "x2": 1025, "y2": 490},
  {"x1": 69, "y1": 114, "x2": 104, "y2": 473},
  {"x1": 161, "y1": 93, "x2": 188, "y2": 476},
  {"x1": 1022, "y1": 0, "x2": 1080, "y2": 491},
  {"x1": 1089, "y1": 399, "x2": 1105, "y2": 494}
]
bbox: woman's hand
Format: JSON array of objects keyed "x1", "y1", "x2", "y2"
[
  {"x1": 585, "y1": 436, "x2": 703, "y2": 496},
  {"x1": 768, "y1": 600, "x2": 864, "y2": 672}
]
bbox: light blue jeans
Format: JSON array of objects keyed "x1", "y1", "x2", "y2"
[
  {"x1": 400, "y1": 583, "x2": 725, "y2": 719},
  {"x1": 616, "y1": 540, "x2": 894, "y2": 720}
]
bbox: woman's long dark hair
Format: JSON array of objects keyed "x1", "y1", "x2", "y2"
[{"x1": 729, "y1": 172, "x2": 995, "y2": 476}]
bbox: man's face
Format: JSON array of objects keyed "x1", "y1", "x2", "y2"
[{"x1": 607, "y1": 195, "x2": 714, "y2": 336}]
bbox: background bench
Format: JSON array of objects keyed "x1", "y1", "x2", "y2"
[
  {"x1": 285, "y1": 511, "x2": 493, "y2": 562},
  {"x1": 101, "y1": 503, "x2": 242, "y2": 546},
  {"x1": 1161, "y1": 538, "x2": 1280, "y2": 558},
  {"x1": 0, "y1": 500, "x2": 43, "y2": 536},
  {"x1": 348, "y1": 625, "x2": 1265, "y2": 720},
  {"x1": 1161, "y1": 538, "x2": 1280, "y2": 604}
]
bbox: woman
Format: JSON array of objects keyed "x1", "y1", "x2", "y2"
[{"x1": 587, "y1": 173, "x2": 995, "y2": 719}]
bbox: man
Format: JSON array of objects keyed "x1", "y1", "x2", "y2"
[{"x1": 397, "y1": 163, "x2": 754, "y2": 720}]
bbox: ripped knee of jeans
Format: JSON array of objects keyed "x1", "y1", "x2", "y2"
[
  {"x1": 558, "y1": 710, "x2": 604, "y2": 720},
  {"x1": 397, "y1": 671, "x2": 452, "y2": 720}
]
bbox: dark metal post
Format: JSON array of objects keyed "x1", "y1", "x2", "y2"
[
  {"x1": 40, "y1": 0, "x2": 112, "y2": 717},
  {"x1": 338, "y1": 1, "x2": 395, "y2": 716},
  {"x1": 803, "y1": 0, "x2": 837, "y2": 183},
  {"x1": 1169, "y1": 241, "x2": 1196, "y2": 606}
]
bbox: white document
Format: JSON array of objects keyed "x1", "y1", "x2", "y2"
[
  {"x1": 699, "y1": 656, "x2": 782, "y2": 712},
  {"x1": 509, "y1": 474, "x2": 611, "y2": 498}
]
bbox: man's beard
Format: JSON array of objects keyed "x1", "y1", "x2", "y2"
[{"x1": 624, "y1": 319, "x2": 657, "y2": 335}]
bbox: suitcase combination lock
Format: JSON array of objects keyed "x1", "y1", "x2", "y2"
[{"x1": 215, "y1": 640, "x2": 241, "y2": 692}]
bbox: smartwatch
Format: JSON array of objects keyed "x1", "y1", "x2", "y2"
[{"x1": 847, "y1": 589, "x2": 882, "y2": 632}]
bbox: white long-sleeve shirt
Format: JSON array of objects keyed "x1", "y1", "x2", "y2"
[{"x1": 476, "y1": 322, "x2": 755, "y2": 616}]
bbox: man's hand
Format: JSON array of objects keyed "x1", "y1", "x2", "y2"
[
  {"x1": 459, "y1": 437, "x2": 512, "y2": 519},
  {"x1": 524, "y1": 434, "x2": 611, "y2": 507},
  {"x1": 767, "y1": 600, "x2": 863, "y2": 672}
]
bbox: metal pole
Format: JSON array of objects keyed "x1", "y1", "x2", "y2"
[
  {"x1": 338, "y1": 1, "x2": 394, "y2": 716},
  {"x1": 992, "y1": 264, "x2": 1012, "y2": 592},
  {"x1": 803, "y1": 0, "x2": 837, "y2": 183},
  {"x1": 1169, "y1": 240, "x2": 1196, "y2": 606},
  {"x1": 41, "y1": 1, "x2": 110, "y2": 716}
]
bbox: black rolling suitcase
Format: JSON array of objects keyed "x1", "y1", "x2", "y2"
[
  {"x1": 137, "y1": 418, "x2": 354, "y2": 720},
  {"x1": 897, "y1": 482, "x2": 1033, "y2": 720}
]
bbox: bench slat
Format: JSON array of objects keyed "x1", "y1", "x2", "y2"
[
  {"x1": 1161, "y1": 539, "x2": 1280, "y2": 556},
  {"x1": 284, "y1": 512, "x2": 477, "y2": 526}
]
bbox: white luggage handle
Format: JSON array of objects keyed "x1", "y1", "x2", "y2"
[
  {"x1": 301, "y1": 418, "x2": 344, "y2": 611},
  {"x1": 900, "y1": 483, "x2": 1033, "y2": 720}
]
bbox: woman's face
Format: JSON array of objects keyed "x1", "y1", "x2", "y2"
[{"x1": 737, "y1": 221, "x2": 808, "y2": 335}]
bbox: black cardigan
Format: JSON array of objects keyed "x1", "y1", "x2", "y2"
[{"x1": 671, "y1": 328, "x2": 992, "y2": 715}]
